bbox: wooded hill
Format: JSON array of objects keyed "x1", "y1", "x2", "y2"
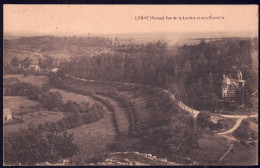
[{"x1": 60, "y1": 37, "x2": 258, "y2": 111}]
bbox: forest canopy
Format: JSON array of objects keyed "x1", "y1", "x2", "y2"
[{"x1": 60, "y1": 38, "x2": 257, "y2": 110}]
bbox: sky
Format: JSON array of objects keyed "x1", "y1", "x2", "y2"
[{"x1": 4, "y1": 5, "x2": 259, "y2": 35}]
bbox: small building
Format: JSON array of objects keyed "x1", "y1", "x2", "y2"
[
  {"x1": 18, "y1": 64, "x2": 26, "y2": 70},
  {"x1": 221, "y1": 70, "x2": 245, "y2": 104},
  {"x1": 51, "y1": 68, "x2": 59, "y2": 73},
  {"x1": 3, "y1": 108, "x2": 12, "y2": 122},
  {"x1": 29, "y1": 64, "x2": 41, "y2": 71}
]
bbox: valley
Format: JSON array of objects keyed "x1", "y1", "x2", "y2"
[{"x1": 3, "y1": 34, "x2": 258, "y2": 166}]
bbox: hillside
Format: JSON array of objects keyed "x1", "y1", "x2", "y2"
[
  {"x1": 3, "y1": 36, "x2": 112, "y2": 64},
  {"x1": 3, "y1": 34, "x2": 258, "y2": 166}
]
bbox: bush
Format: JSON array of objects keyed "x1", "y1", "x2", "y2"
[
  {"x1": 5, "y1": 82, "x2": 42, "y2": 100},
  {"x1": 41, "y1": 84, "x2": 51, "y2": 92},
  {"x1": 4, "y1": 117, "x2": 24, "y2": 125},
  {"x1": 4, "y1": 129, "x2": 78, "y2": 165},
  {"x1": 79, "y1": 102, "x2": 90, "y2": 113},
  {"x1": 81, "y1": 103, "x2": 105, "y2": 124},
  {"x1": 39, "y1": 91, "x2": 64, "y2": 111},
  {"x1": 197, "y1": 111, "x2": 212, "y2": 128},
  {"x1": 64, "y1": 101, "x2": 81, "y2": 113},
  {"x1": 38, "y1": 102, "x2": 105, "y2": 132},
  {"x1": 233, "y1": 120, "x2": 256, "y2": 141},
  {"x1": 62, "y1": 112, "x2": 84, "y2": 129}
]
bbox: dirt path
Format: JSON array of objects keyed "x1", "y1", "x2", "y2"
[
  {"x1": 220, "y1": 114, "x2": 258, "y2": 119},
  {"x1": 218, "y1": 119, "x2": 243, "y2": 135},
  {"x1": 217, "y1": 114, "x2": 257, "y2": 135},
  {"x1": 219, "y1": 143, "x2": 234, "y2": 162},
  {"x1": 177, "y1": 101, "x2": 200, "y2": 118}
]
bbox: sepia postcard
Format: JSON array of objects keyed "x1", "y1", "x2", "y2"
[{"x1": 3, "y1": 5, "x2": 258, "y2": 166}]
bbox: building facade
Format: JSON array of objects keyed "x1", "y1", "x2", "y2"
[
  {"x1": 3, "y1": 108, "x2": 12, "y2": 122},
  {"x1": 221, "y1": 70, "x2": 245, "y2": 104}
]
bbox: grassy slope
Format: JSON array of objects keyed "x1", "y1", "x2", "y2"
[
  {"x1": 51, "y1": 75, "x2": 257, "y2": 165},
  {"x1": 67, "y1": 107, "x2": 116, "y2": 161},
  {"x1": 63, "y1": 78, "x2": 230, "y2": 165},
  {"x1": 49, "y1": 88, "x2": 97, "y2": 105},
  {"x1": 4, "y1": 111, "x2": 64, "y2": 135},
  {"x1": 118, "y1": 91, "x2": 234, "y2": 165},
  {"x1": 3, "y1": 96, "x2": 39, "y2": 114},
  {"x1": 181, "y1": 132, "x2": 230, "y2": 165},
  {"x1": 48, "y1": 84, "x2": 118, "y2": 163},
  {"x1": 95, "y1": 94, "x2": 130, "y2": 135},
  {"x1": 4, "y1": 74, "x2": 49, "y2": 87},
  {"x1": 119, "y1": 91, "x2": 151, "y2": 131},
  {"x1": 3, "y1": 75, "x2": 63, "y2": 136},
  {"x1": 219, "y1": 142, "x2": 258, "y2": 165}
]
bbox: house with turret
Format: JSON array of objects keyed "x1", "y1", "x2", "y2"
[{"x1": 221, "y1": 70, "x2": 245, "y2": 104}]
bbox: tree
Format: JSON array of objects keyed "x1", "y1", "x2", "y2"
[
  {"x1": 11, "y1": 57, "x2": 19, "y2": 67},
  {"x1": 4, "y1": 129, "x2": 78, "y2": 165},
  {"x1": 79, "y1": 102, "x2": 90, "y2": 113},
  {"x1": 39, "y1": 92, "x2": 64, "y2": 111},
  {"x1": 22, "y1": 57, "x2": 32, "y2": 68},
  {"x1": 38, "y1": 56, "x2": 55, "y2": 69},
  {"x1": 197, "y1": 111, "x2": 211, "y2": 127},
  {"x1": 64, "y1": 101, "x2": 81, "y2": 113}
]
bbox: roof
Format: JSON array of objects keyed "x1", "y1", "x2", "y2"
[
  {"x1": 4, "y1": 108, "x2": 12, "y2": 115},
  {"x1": 51, "y1": 68, "x2": 59, "y2": 72}
]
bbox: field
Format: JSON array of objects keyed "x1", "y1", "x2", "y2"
[
  {"x1": 3, "y1": 49, "x2": 42, "y2": 64},
  {"x1": 4, "y1": 74, "x2": 49, "y2": 87},
  {"x1": 67, "y1": 109, "x2": 116, "y2": 163},
  {"x1": 3, "y1": 36, "x2": 112, "y2": 64},
  {"x1": 3, "y1": 95, "x2": 63, "y2": 135},
  {"x1": 50, "y1": 88, "x2": 97, "y2": 105},
  {"x1": 3, "y1": 96, "x2": 39, "y2": 114},
  {"x1": 4, "y1": 110, "x2": 64, "y2": 135},
  {"x1": 96, "y1": 94, "x2": 130, "y2": 134},
  {"x1": 3, "y1": 77, "x2": 19, "y2": 86},
  {"x1": 181, "y1": 132, "x2": 231, "y2": 165},
  {"x1": 118, "y1": 91, "x2": 151, "y2": 131},
  {"x1": 219, "y1": 141, "x2": 257, "y2": 165}
]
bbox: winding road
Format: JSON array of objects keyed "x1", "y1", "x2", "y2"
[
  {"x1": 218, "y1": 119, "x2": 243, "y2": 135},
  {"x1": 176, "y1": 100, "x2": 257, "y2": 135},
  {"x1": 65, "y1": 74, "x2": 258, "y2": 135}
]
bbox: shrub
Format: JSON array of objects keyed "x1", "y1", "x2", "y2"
[
  {"x1": 79, "y1": 102, "x2": 90, "y2": 113},
  {"x1": 39, "y1": 91, "x2": 64, "y2": 111},
  {"x1": 4, "y1": 117, "x2": 24, "y2": 125},
  {"x1": 38, "y1": 102, "x2": 106, "y2": 132},
  {"x1": 5, "y1": 82, "x2": 42, "y2": 100},
  {"x1": 197, "y1": 111, "x2": 212, "y2": 128},
  {"x1": 64, "y1": 100, "x2": 81, "y2": 113},
  {"x1": 233, "y1": 120, "x2": 256, "y2": 141},
  {"x1": 81, "y1": 103, "x2": 105, "y2": 124},
  {"x1": 41, "y1": 84, "x2": 51, "y2": 92},
  {"x1": 4, "y1": 129, "x2": 78, "y2": 165}
]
